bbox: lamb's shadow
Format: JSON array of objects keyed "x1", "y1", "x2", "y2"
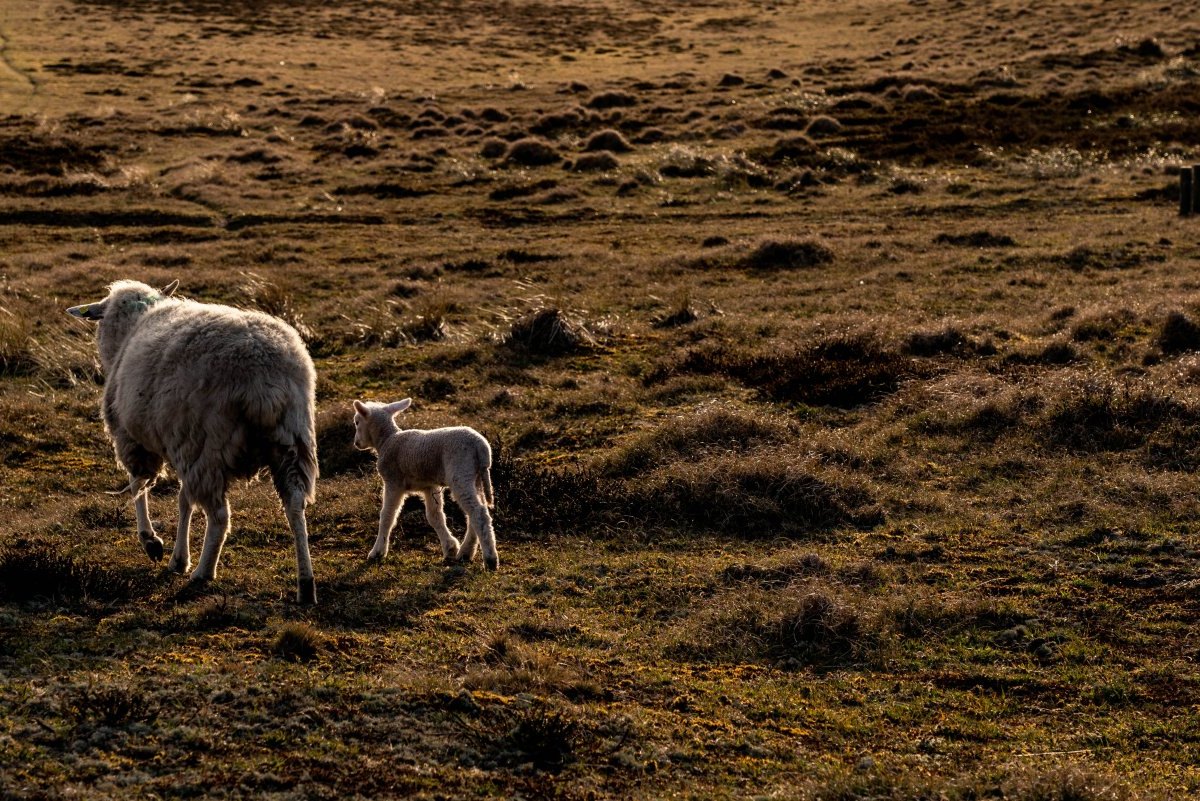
[{"x1": 310, "y1": 557, "x2": 474, "y2": 629}]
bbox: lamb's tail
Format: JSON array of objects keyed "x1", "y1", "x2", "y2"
[{"x1": 477, "y1": 440, "x2": 494, "y2": 509}]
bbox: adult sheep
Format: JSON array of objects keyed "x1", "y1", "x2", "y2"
[{"x1": 67, "y1": 279, "x2": 320, "y2": 604}]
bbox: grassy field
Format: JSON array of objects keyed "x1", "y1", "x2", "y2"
[{"x1": 3, "y1": 0, "x2": 1200, "y2": 797}]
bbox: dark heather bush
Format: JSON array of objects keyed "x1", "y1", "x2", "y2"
[
  {"x1": 0, "y1": 541, "x2": 138, "y2": 605},
  {"x1": 315, "y1": 407, "x2": 374, "y2": 476},
  {"x1": 504, "y1": 138, "x2": 561, "y2": 167},
  {"x1": 1158, "y1": 310, "x2": 1200, "y2": 354},
  {"x1": 1043, "y1": 374, "x2": 1200, "y2": 453},
  {"x1": 504, "y1": 308, "x2": 594, "y2": 355},
  {"x1": 737, "y1": 238, "x2": 835, "y2": 271},
  {"x1": 654, "y1": 332, "x2": 914, "y2": 408},
  {"x1": 583, "y1": 129, "x2": 633, "y2": 152}
]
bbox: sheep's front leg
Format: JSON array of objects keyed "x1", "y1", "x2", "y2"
[
  {"x1": 167, "y1": 485, "x2": 193, "y2": 574},
  {"x1": 422, "y1": 489, "x2": 461, "y2": 563},
  {"x1": 130, "y1": 477, "x2": 164, "y2": 562},
  {"x1": 190, "y1": 497, "x2": 229, "y2": 585},
  {"x1": 368, "y1": 483, "x2": 404, "y2": 561}
]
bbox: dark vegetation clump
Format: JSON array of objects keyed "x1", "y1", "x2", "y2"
[
  {"x1": 645, "y1": 451, "x2": 884, "y2": 534},
  {"x1": 737, "y1": 237, "x2": 835, "y2": 271},
  {"x1": 671, "y1": 583, "x2": 882, "y2": 668},
  {"x1": 479, "y1": 137, "x2": 508, "y2": 158},
  {"x1": 596, "y1": 405, "x2": 790, "y2": 478},
  {"x1": 503, "y1": 308, "x2": 594, "y2": 355},
  {"x1": 504, "y1": 138, "x2": 561, "y2": 167},
  {"x1": 0, "y1": 540, "x2": 139, "y2": 606},
  {"x1": 315, "y1": 407, "x2": 374, "y2": 477},
  {"x1": 61, "y1": 681, "x2": 158, "y2": 728},
  {"x1": 583, "y1": 129, "x2": 633, "y2": 153},
  {"x1": 904, "y1": 325, "x2": 990, "y2": 357},
  {"x1": 586, "y1": 91, "x2": 637, "y2": 109},
  {"x1": 1043, "y1": 374, "x2": 1199, "y2": 453},
  {"x1": 1157, "y1": 310, "x2": 1200, "y2": 354},
  {"x1": 0, "y1": 131, "x2": 108, "y2": 175},
  {"x1": 272, "y1": 622, "x2": 323, "y2": 663},
  {"x1": 503, "y1": 706, "x2": 579, "y2": 772},
  {"x1": 1056, "y1": 245, "x2": 1153, "y2": 272},
  {"x1": 491, "y1": 447, "x2": 626, "y2": 537},
  {"x1": 570, "y1": 152, "x2": 620, "y2": 172},
  {"x1": 934, "y1": 230, "x2": 1017, "y2": 248},
  {"x1": 652, "y1": 332, "x2": 915, "y2": 408}
]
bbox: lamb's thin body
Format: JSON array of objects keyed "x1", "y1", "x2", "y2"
[
  {"x1": 353, "y1": 399, "x2": 498, "y2": 570},
  {"x1": 68, "y1": 280, "x2": 320, "y2": 603}
]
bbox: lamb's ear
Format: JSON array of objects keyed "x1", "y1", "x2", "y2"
[
  {"x1": 386, "y1": 398, "x2": 412, "y2": 415},
  {"x1": 160, "y1": 279, "x2": 179, "y2": 297},
  {"x1": 352, "y1": 400, "x2": 369, "y2": 416}
]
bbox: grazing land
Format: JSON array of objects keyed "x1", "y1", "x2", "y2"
[{"x1": 3, "y1": 0, "x2": 1200, "y2": 797}]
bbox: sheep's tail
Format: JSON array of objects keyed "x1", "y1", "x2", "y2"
[
  {"x1": 477, "y1": 439, "x2": 494, "y2": 509},
  {"x1": 271, "y1": 401, "x2": 318, "y2": 506}
]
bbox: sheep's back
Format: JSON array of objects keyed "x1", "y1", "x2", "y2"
[{"x1": 105, "y1": 302, "x2": 315, "y2": 478}]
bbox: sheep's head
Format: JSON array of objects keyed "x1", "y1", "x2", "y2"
[
  {"x1": 68, "y1": 279, "x2": 179, "y2": 371},
  {"x1": 352, "y1": 398, "x2": 412, "y2": 450}
]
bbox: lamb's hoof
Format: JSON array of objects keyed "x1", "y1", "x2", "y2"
[
  {"x1": 297, "y1": 577, "x2": 317, "y2": 606},
  {"x1": 366, "y1": 550, "x2": 385, "y2": 563},
  {"x1": 167, "y1": 556, "x2": 190, "y2": 575},
  {"x1": 139, "y1": 532, "x2": 164, "y2": 562},
  {"x1": 484, "y1": 556, "x2": 499, "y2": 572}
]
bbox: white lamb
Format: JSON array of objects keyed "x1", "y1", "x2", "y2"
[
  {"x1": 352, "y1": 399, "x2": 498, "y2": 570},
  {"x1": 67, "y1": 280, "x2": 320, "y2": 604}
]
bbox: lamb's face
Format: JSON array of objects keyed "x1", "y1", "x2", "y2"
[{"x1": 353, "y1": 410, "x2": 370, "y2": 450}]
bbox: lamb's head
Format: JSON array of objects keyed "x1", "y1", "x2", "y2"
[
  {"x1": 67, "y1": 279, "x2": 179, "y2": 370},
  {"x1": 352, "y1": 398, "x2": 412, "y2": 450}
]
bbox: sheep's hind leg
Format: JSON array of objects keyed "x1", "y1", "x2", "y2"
[
  {"x1": 130, "y1": 477, "x2": 164, "y2": 562},
  {"x1": 283, "y1": 490, "x2": 316, "y2": 605},
  {"x1": 190, "y1": 497, "x2": 229, "y2": 586},
  {"x1": 422, "y1": 489, "x2": 461, "y2": 563},
  {"x1": 167, "y1": 485, "x2": 193, "y2": 574},
  {"x1": 368, "y1": 483, "x2": 404, "y2": 562}
]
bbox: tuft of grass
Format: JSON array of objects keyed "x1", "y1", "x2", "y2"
[
  {"x1": 504, "y1": 706, "x2": 579, "y2": 772},
  {"x1": 0, "y1": 306, "x2": 36, "y2": 376},
  {"x1": 240, "y1": 271, "x2": 316, "y2": 345},
  {"x1": 583, "y1": 129, "x2": 633, "y2": 153},
  {"x1": 503, "y1": 307, "x2": 595, "y2": 356},
  {"x1": 504, "y1": 138, "x2": 562, "y2": 167},
  {"x1": 272, "y1": 621, "x2": 324, "y2": 663},
  {"x1": 1043, "y1": 373, "x2": 1197, "y2": 453},
  {"x1": 586, "y1": 91, "x2": 637, "y2": 109},
  {"x1": 737, "y1": 237, "x2": 835, "y2": 271},
  {"x1": 934, "y1": 230, "x2": 1017, "y2": 248},
  {"x1": 61, "y1": 679, "x2": 158, "y2": 729}
]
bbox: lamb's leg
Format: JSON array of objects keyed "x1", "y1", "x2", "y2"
[
  {"x1": 368, "y1": 483, "x2": 403, "y2": 561},
  {"x1": 190, "y1": 497, "x2": 229, "y2": 585},
  {"x1": 459, "y1": 494, "x2": 497, "y2": 571},
  {"x1": 453, "y1": 493, "x2": 480, "y2": 565},
  {"x1": 422, "y1": 488, "x2": 461, "y2": 563},
  {"x1": 130, "y1": 477, "x2": 164, "y2": 563},
  {"x1": 167, "y1": 485, "x2": 193, "y2": 574},
  {"x1": 283, "y1": 490, "x2": 316, "y2": 605}
]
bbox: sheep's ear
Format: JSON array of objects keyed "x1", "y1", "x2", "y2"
[
  {"x1": 67, "y1": 301, "x2": 104, "y2": 320},
  {"x1": 160, "y1": 279, "x2": 179, "y2": 297},
  {"x1": 352, "y1": 400, "x2": 369, "y2": 416},
  {"x1": 386, "y1": 398, "x2": 412, "y2": 415}
]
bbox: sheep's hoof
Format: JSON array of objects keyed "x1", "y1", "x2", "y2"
[
  {"x1": 167, "y1": 556, "x2": 190, "y2": 574},
  {"x1": 366, "y1": 550, "x2": 385, "y2": 563},
  {"x1": 139, "y1": 532, "x2": 164, "y2": 562},
  {"x1": 297, "y1": 577, "x2": 317, "y2": 606},
  {"x1": 484, "y1": 556, "x2": 499, "y2": 572}
]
